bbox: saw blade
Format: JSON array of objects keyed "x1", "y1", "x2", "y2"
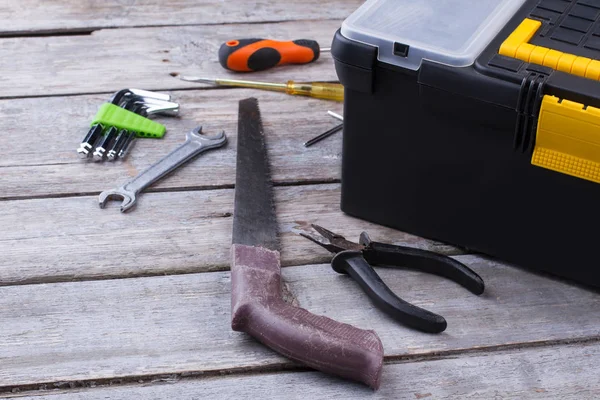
[{"x1": 232, "y1": 97, "x2": 279, "y2": 251}]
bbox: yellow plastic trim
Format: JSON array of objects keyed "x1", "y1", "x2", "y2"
[
  {"x1": 499, "y1": 18, "x2": 541, "y2": 58},
  {"x1": 572, "y1": 57, "x2": 592, "y2": 76},
  {"x1": 542, "y1": 49, "x2": 562, "y2": 69},
  {"x1": 585, "y1": 60, "x2": 600, "y2": 80},
  {"x1": 532, "y1": 95, "x2": 600, "y2": 184},
  {"x1": 529, "y1": 46, "x2": 549, "y2": 65},
  {"x1": 499, "y1": 18, "x2": 600, "y2": 81},
  {"x1": 556, "y1": 53, "x2": 577, "y2": 73}
]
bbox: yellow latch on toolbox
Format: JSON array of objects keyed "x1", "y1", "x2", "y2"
[{"x1": 532, "y1": 95, "x2": 600, "y2": 184}]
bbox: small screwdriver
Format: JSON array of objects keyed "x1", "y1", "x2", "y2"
[
  {"x1": 180, "y1": 76, "x2": 344, "y2": 102},
  {"x1": 219, "y1": 38, "x2": 330, "y2": 72}
]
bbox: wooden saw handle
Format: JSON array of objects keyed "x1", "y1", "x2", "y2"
[{"x1": 231, "y1": 244, "x2": 384, "y2": 389}]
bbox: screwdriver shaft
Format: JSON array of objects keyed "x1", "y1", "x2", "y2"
[
  {"x1": 181, "y1": 76, "x2": 343, "y2": 102},
  {"x1": 192, "y1": 77, "x2": 288, "y2": 91}
]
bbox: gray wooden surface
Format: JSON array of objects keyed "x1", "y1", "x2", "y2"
[
  {"x1": 7, "y1": 343, "x2": 600, "y2": 399},
  {"x1": 0, "y1": 91, "x2": 344, "y2": 199},
  {"x1": 0, "y1": 1, "x2": 363, "y2": 36},
  {"x1": 0, "y1": 184, "x2": 459, "y2": 285},
  {"x1": 1, "y1": 1, "x2": 599, "y2": 399},
  {"x1": 0, "y1": 21, "x2": 341, "y2": 99},
  {"x1": 1, "y1": 258, "x2": 599, "y2": 390}
]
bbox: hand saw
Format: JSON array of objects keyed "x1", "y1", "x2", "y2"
[{"x1": 230, "y1": 97, "x2": 384, "y2": 388}]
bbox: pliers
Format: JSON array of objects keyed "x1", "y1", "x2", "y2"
[{"x1": 299, "y1": 224, "x2": 485, "y2": 333}]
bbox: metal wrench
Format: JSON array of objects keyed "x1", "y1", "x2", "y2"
[{"x1": 99, "y1": 126, "x2": 227, "y2": 212}]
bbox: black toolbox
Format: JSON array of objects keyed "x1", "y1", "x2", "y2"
[{"x1": 332, "y1": 0, "x2": 600, "y2": 287}]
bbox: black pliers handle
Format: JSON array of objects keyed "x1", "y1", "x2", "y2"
[{"x1": 300, "y1": 225, "x2": 485, "y2": 333}]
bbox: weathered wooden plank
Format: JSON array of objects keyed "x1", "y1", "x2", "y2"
[
  {"x1": 0, "y1": 20, "x2": 342, "y2": 98},
  {"x1": 0, "y1": 0, "x2": 361, "y2": 35},
  {"x1": 0, "y1": 256, "x2": 598, "y2": 389},
  {"x1": 0, "y1": 90, "x2": 343, "y2": 199},
  {"x1": 0, "y1": 184, "x2": 457, "y2": 285},
  {"x1": 8, "y1": 343, "x2": 600, "y2": 399}
]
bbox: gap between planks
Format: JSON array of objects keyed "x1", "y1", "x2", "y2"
[
  {"x1": 0, "y1": 178, "x2": 341, "y2": 203},
  {"x1": 0, "y1": 184, "x2": 462, "y2": 286},
  {"x1": 0, "y1": 1, "x2": 362, "y2": 36},
  {"x1": 7, "y1": 341, "x2": 600, "y2": 400},
  {"x1": 0, "y1": 18, "x2": 346, "y2": 40},
  {"x1": 0, "y1": 19, "x2": 343, "y2": 99},
  {"x1": 0, "y1": 259, "x2": 599, "y2": 394},
  {"x1": 2, "y1": 338, "x2": 600, "y2": 398}
]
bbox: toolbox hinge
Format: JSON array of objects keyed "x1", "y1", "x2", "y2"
[{"x1": 514, "y1": 72, "x2": 547, "y2": 153}]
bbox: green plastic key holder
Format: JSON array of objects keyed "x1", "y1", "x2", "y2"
[{"x1": 91, "y1": 103, "x2": 166, "y2": 138}]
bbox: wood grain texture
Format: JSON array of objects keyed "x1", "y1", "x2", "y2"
[
  {"x1": 0, "y1": 20, "x2": 342, "y2": 99},
  {"x1": 0, "y1": 184, "x2": 458, "y2": 285},
  {"x1": 0, "y1": 90, "x2": 343, "y2": 199},
  {"x1": 0, "y1": 257, "x2": 598, "y2": 389},
  {"x1": 2, "y1": 2, "x2": 598, "y2": 396},
  {"x1": 0, "y1": 0, "x2": 362, "y2": 35},
  {"x1": 7, "y1": 343, "x2": 600, "y2": 399}
]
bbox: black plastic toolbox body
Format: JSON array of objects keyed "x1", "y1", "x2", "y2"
[{"x1": 333, "y1": 0, "x2": 600, "y2": 287}]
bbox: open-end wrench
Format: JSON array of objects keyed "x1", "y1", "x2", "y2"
[{"x1": 99, "y1": 126, "x2": 227, "y2": 212}]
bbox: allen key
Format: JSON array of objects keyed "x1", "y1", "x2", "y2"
[
  {"x1": 303, "y1": 111, "x2": 344, "y2": 147},
  {"x1": 328, "y1": 111, "x2": 343, "y2": 121}
]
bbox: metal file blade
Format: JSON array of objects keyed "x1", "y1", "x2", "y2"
[{"x1": 232, "y1": 97, "x2": 279, "y2": 251}]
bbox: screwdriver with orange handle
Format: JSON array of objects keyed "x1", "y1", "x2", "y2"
[{"x1": 218, "y1": 38, "x2": 330, "y2": 72}]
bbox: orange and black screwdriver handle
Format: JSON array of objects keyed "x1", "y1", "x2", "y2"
[{"x1": 218, "y1": 39, "x2": 321, "y2": 72}]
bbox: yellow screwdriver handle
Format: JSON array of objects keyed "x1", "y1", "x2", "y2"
[{"x1": 286, "y1": 81, "x2": 344, "y2": 102}]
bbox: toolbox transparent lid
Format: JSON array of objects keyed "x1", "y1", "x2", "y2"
[{"x1": 341, "y1": 0, "x2": 526, "y2": 70}]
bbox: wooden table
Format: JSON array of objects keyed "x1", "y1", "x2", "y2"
[{"x1": 1, "y1": 1, "x2": 599, "y2": 398}]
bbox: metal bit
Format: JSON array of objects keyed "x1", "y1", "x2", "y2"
[
  {"x1": 116, "y1": 95, "x2": 181, "y2": 160},
  {"x1": 117, "y1": 132, "x2": 137, "y2": 159},
  {"x1": 108, "y1": 101, "x2": 149, "y2": 161},
  {"x1": 303, "y1": 111, "x2": 344, "y2": 147},
  {"x1": 328, "y1": 111, "x2": 343, "y2": 121},
  {"x1": 107, "y1": 129, "x2": 128, "y2": 161},
  {"x1": 304, "y1": 124, "x2": 342, "y2": 147},
  {"x1": 77, "y1": 124, "x2": 104, "y2": 158},
  {"x1": 93, "y1": 126, "x2": 118, "y2": 161}
]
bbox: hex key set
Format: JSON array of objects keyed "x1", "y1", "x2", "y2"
[{"x1": 77, "y1": 89, "x2": 179, "y2": 161}]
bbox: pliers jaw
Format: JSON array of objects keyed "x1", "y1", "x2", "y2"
[{"x1": 298, "y1": 224, "x2": 364, "y2": 253}]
